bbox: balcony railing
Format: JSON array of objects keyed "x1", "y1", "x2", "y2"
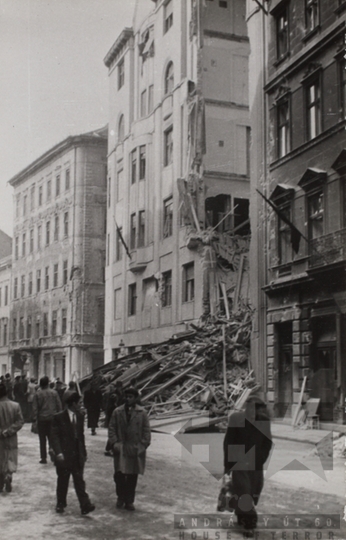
[{"x1": 309, "y1": 229, "x2": 346, "y2": 268}]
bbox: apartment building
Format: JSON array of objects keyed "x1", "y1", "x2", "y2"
[
  {"x1": 0, "y1": 230, "x2": 12, "y2": 375},
  {"x1": 104, "y1": 0, "x2": 250, "y2": 362},
  {"x1": 248, "y1": 0, "x2": 346, "y2": 422},
  {"x1": 8, "y1": 129, "x2": 107, "y2": 382}
]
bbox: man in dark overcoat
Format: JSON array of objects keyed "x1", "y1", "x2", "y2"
[
  {"x1": 83, "y1": 380, "x2": 103, "y2": 435},
  {"x1": 50, "y1": 391, "x2": 95, "y2": 515},
  {"x1": 223, "y1": 393, "x2": 272, "y2": 537},
  {"x1": 108, "y1": 387, "x2": 151, "y2": 511},
  {"x1": 0, "y1": 382, "x2": 24, "y2": 492}
]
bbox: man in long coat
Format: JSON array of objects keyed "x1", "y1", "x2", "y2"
[
  {"x1": 0, "y1": 382, "x2": 24, "y2": 492},
  {"x1": 223, "y1": 393, "x2": 272, "y2": 537},
  {"x1": 108, "y1": 387, "x2": 151, "y2": 511},
  {"x1": 32, "y1": 376, "x2": 62, "y2": 464},
  {"x1": 50, "y1": 391, "x2": 95, "y2": 515},
  {"x1": 83, "y1": 380, "x2": 103, "y2": 435}
]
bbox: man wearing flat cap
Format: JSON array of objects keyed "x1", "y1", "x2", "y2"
[
  {"x1": 108, "y1": 386, "x2": 151, "y2": 511},
  {"x1": 223, "y1": 390, "x2": 272, "y2": 537}
]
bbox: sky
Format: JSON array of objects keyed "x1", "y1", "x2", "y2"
[{"x1": 0, "y1": 0, "x2": 139, "y2": 237}]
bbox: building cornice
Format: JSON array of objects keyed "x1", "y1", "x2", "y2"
[
  {"x1": 8, "y1": 128, "x2": 107, "y2": 187},
  {"x1": 104, "y1": 28, "x2": 133, "y2": 68}
]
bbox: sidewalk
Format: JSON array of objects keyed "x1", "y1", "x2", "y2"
[{"x1": 271, "y1": 421, "x2": 341, "y2": 445}]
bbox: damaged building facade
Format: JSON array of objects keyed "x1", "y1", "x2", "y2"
[
  {"x1": 104, "y1": 0, "x2": 251, "y2": 361},
  {"x1": 248, "y1": 0, "x2": 346, "y2": 422},
  {"x1": 8, "y1": 130, "x2": 107, "y2": 382}
]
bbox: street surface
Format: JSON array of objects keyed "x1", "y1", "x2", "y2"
[{"x1": 1, "y1": 424, "x2": 345, "y2": 540}]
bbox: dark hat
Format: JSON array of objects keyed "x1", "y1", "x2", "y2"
[{"x1": 124, "y1": 387, "x2": 139, "y2": 398}]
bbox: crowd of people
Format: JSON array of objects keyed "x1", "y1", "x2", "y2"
[{"x1": 0, "y1": 373, "x2": 151, "y2": 518}]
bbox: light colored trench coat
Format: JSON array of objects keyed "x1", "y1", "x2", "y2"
[
  {"x1": 0, "y1": 396, "x2": 24, "y2": 475},
  {"x1": 108, "y1": 404, "x2": 151, "y2": 475}
]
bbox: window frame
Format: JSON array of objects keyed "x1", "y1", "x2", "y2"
[
  {"x1": 63, "y1": 260, "x2": 68, "y2": 286},
  {"x1": 64, "y1": 212, "x2": 69, "y2": 238},
  {"x1": 182, "y1": 262, "x2": 195, "y2": 303},
  {"x1": 164, "y1": 0, "x2": 173, "y2": 34},
  {"x1": 163, "y1": 197, "x2": 173, "y2": 238},
  {"x1": 307, "y1": 189, "x2": 324, "y2": 241},
  {"x1": 138, "y1": 210, "x2": 146, "y2": 248},
  {"x1": 164, "y1": 126, "x2": 173, "y2": 167},
  {"x1": 131, "y1": 149, "x2": 137, "y2": 184},
  {"x1": 162, "y1": 270, "x2": 172, "y2": 307},
  {"x1": 30, "y1": 228, "x2": 34, "y2": 253},
  {"x1": 305, "y1": 0, "x2": 319, "y2": 34},
  {"x1": 275, "y1": 4, "x2": 289, "y2": 61},
  {"x1": 165, "y1": 62, "x2": 174, "y2": 95},
  {"x1": 53, "y1": 263, "x2": 58, "y2": 288},
  {"x1": 277, "y1": 97, "x2": 291, "y2": 158},
  {"x1": 128, "y1": 283, "x2": 137, "y2": 316},
  {"x1": 56, "y1": 174, "x2": 61, "y2": 197},
  {"x1": 54, "y1": 215, "x2": 59, "y2": 242},
  {"x1": 45, "y1": 266, "x2": 49, "y2": 291},
  {"x1": 36, "y1": 269, "x2": 41, "y2": 293},
  {"x1": 139, "y1": 146, "x2": 146, "y2": 180},
  {"x1": 305, "y1": 74, "x2": 322, "y2": 141},
  {"x1": 130, "y1": 213, "x2": 137, "y2": 250},
  {"x1": 65, "y1": 168, "x2": 70, "y2": 191},
  {"x1": 140, "y1": 89, "x2": 147, "y2": 118},
  {"x1": 46, "y1": 220, "x2": 50, "y2": 246},
  {"x1": 116, "y1": 226, "x2": 123, "y2": 262},
  {"x1": 118, "y1": 59, "x2": 125, "y2": 90},
  {"x1": 62, "y1": 308, "x2": 67, "y2": 334}
]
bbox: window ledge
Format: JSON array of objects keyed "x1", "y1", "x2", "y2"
[
  {"x1": 302, "y1": 25, "x2": 321, "y2": 43},
  {"x1": 335, "y1": 2, "x2": 346, "y2": 15},
  {"x1": 273, "y1": 52, "x2": 290, "y2": 68}
]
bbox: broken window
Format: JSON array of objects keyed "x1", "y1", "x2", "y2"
[
  {"x1": 182, "y1": 263, "x2": 194, "y2": 302},
  {"x1": 205, "y1": 194, "x2": 232, "y2": 232},
  {"x1": 162, "y1": 270, "x2": 172, "y2": 307},
  {"x1": 234, "y1": 198, "x2": 250, "y2": 235}
]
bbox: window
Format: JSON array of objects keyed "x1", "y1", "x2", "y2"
[
  {"x1": 47, "y1": 179, "x2": 51, "y2": 202},
  {"x1": 28, "y1": 272, "x2": 33, "y2": 295},
  {"x1": 63, "y1": 260, "x2": 68, "y2": 285},
  {"x1": 163, "y1": 197, "x2": 173, "y2": 238},
  {"x1": 3, "y1": 323, "x2": 7, "y2": 346},
  {"x1": 118, "y1": 59, "x2": 125, "y2": 90},
  {"x1": 276, "y1": 6, "x2": 289, "y2": 60},
  {"x1": 12, "y1": 318, "x2": 17, "y2": 340},
  {"x1": 131, "y1": 150, "x2": 137, "y2": 184},
  {"x1": 164, "y1": 0, "x2": 173, "y2": 34},
  {"x1": 64, "y1": 212, "x2": 69, "y2": 237},
  {"x1": 14, "y1": 277, "x2": 18, "y2": 299},
  {"x1": 38, "y1": 185, "x2": 43, "y2": 206},
  {"x1": 340, "y1": 57, "x2": 346, "y2": 120},
  {"x1": 164, "y1": 126, "x2": 173, "y2": 166},
  {"x1": 138, "y1": 210, "x2": 146, "y2": 248},
  {"x1": 22, "y1": 233, "x2": 26, "y2": 257},
  {"x1": 43, "y1": 313, "x2": 48, "y2": 336},
  {"x1": 219, "y1": 0, "x2": 227, "y2": 7},
  {"x1": 36, "y1": 269, "x2": 41, "y2": 292},
  {"x1": 19, "y1": 317, "x2": 24, "y2": 340},
  {"x1": 46, "y1": 221, "x2": 50, "y2": 245},
  {"x1": 162, "y1": 270, "x2": 172, "y2": 307},
  {"x1": 118, "y1": 115, "x2": 125, "y2": 142},
  {"x1": 116, "y1": 169, "x2": 124, "y2": 202},
  {"x1": 62, "y1": 309, "x2": 67, "y2": 334},
  {"x1": 56, "y1": 174, "x2": 60, "y2": 196},
  {"x1": 35, "y1": 316, "x2": 40, "y2": 338},
  {"x1": 130, "y1": 213, "x2": 137, "y2": 250},
  {"x1": 16, "y1": 195, "x2": 20, "y2": 218},
  {"x1": 116, "y1": 226, "x2": 123, "y2": 262},
  {"x1": 128, "y1": 283, "x2": 137, "y2": 316},
  {"x1": 139, "y1": 146, "x2": 146, "y2": 180},
  {"x1": 45, "y1": 266, "x2": 49, "y2": 290},
  {"x1": 54, "y1": 215, "x2": 59, "y2": 241},
  {"x1": 308, "y1": 191, "x2": 324, "y2": 240},
  {"x1": 23, "y1": 195, "x2": 27, "y2": 216},
  {"x1": 277, "y1": 99, "x2": 290, "y2": 158},
  {"x1": 306, "y1": 78, "x2": 321, "y2": 140},
  {"x1": 183, "y1": 263, "x2": 195, "y2": 302},
  {"x1": 27, "y1": 316, "x2": 32, "y2": 339},
  {"x1": 15, "y1": 237, "x2": 19, "y2": 260},
  {"x1": 37, "y1": 225, "x2": 42, "y2": 250},
  {"x1": 21, "y1": 275, "x2": 25, "y2": 297},
  {"x1": 305, "y1": 0, "x2": 319, "y2": 32},
  {"x1": 52, "y1": 310, "x2": 57, "y2": 336},
  {"x1": 65, "y1": 168, "x2": 70, "y2": 191},
  {"x1": 278, "y1": 205, "x2": 292, "y2": 265},
  {"x1": 30, "y1": 185, "x2": 35, "y2": 211},
  {"x1": 165, "y1": 62, "x2": 174, "y2": 94},
  {"x1": 148, "y1": 85, "x2": 154, "y2": 113},
  {"x1": 4, "y1": 286, "x2": 8, "y2": 306},
  {"x1": 30, "y1": 229, "x2": 34, "y2": 252},
  {"x1": 140, "y1": 89, "x2": 147, "y2": 117},
  {"x1": 53, "y1": 263, "x2": 58, "y2": 287},
  {"x1": 114, "y1": 288, "x2": 122, "y2": 320}
]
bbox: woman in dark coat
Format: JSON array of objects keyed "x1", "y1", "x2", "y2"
[
  {"x1": 83, "y1": 381, "x2": 103, "y2": 435},
  {"x1": 223, "y1": 393, "x2": 272, "y2": 537}
]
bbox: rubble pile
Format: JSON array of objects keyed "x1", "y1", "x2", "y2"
[{"x1": 82, "y1": 304, "x2": 258, "y2": 424}]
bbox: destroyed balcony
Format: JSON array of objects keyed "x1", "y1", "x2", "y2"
[
  {"x1": 129, "y1": 244, "x2": 154, "y2": 273},
  {"x1": 309, "y1": 229, "x2": 346, "y2": 268}
]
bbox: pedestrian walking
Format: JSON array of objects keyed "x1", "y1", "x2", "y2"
[
  {"x1": 4, "y1": 374, "x2": 13, "y2": 401},
  {"x1": 0, "y1": 382, "x2": 24, "y2": 493},
  {"x1": 26, "y1": 377, "x2": 37, "y2": 422},
  {"x1": 50, "y1": 391, "x2": 95, "y2": 515},
  {"x1": 83, "y1": 380, "x2": 103, "y2": 436},
  {"x1": 223, "y1": 391, "x2": 272, "y2": 537},
  {"x1": 104, "y1": 381, "x2": 124, "y2": 456},
  {"x1": 108, "y1": 387, "x2": 151, "y2": 511},
  {"x1": 32, "y1": 376, "x2": 62, "y2": 464}
]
